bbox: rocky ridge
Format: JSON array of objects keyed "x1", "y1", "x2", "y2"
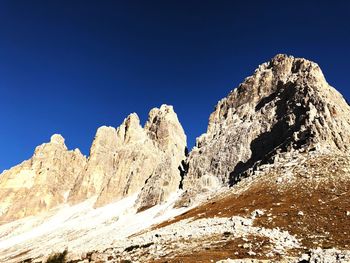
[
  {"x1": 0, "y1": 105, "x2": 186, "y2": 223},
  {"x1": 183, "y1": 54, "x2": 350, "y2": 193},
  {"x1": 0, "y1": 135, "x2": 87, "y2": 223},
  {"x1": 0, "y1": 54, "x2": 350, "y2": 262},
  {"x1": 69, "y1": 104, "x2": 187, "y2": 210}
]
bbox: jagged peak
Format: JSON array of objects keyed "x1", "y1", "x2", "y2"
[
  {"x1": 93, "y1": 126, "x2": 117, "y2": 142},
  {"x1": 256, "y1": 54, "x2": 325, "y2": 84},
  {"x1": 159, "y1": 104, "x2": 175, "y2": 113},
  {"x1": 115, "y1": 113, "x2": 144, "y2": 144},
  {"x1": 264, "y1": 54, "x2": 321, "y2": 71},
  {"x1": 207, "y1": 55, "x2": 332, "y2": 128},
  {"x1": 90, "y1": 107, "x2": 183, "y2": 150},
  {"x1": 145, "y1": 104, "x2": 175, "y2": 132},
  {"x1": 236, "y1": 54, "x2": 326, "y2": 93},
  {"x1": 92, "y1": 125, "x2": 117, "y2": 141},
  {"x1": 87, "y1": 126, "x2": 119, "y2": 159},
  {"x1": 146, "y1": 104, "x2": 176, "y2": 123},
  {"x1": 96, "y1": 125, "x2": 116, "y2": 134},
  {"x1": 50, "y1": 134, "x2": 65, "y2": 145},
  {"x1": 91, "y1": 114, "x2": 143, "y2": 149},
  {"x1": 123, "y1": 112, "x2": 141, "y2": 127},
  {"x1": 186, "y1": 54, "x2": 350, "y2": 192},
  {"x1": 144, "y1": 104, "x2": 186, "y2": 152},
  {"x1": 33, "y1": 134, "x2": 68, "y2": 156}
]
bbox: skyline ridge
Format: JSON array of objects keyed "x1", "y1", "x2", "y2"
[{"x1": 1, "y1": 1, "x2": 350, "y2": 171}]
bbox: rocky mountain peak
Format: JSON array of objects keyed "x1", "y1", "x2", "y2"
[
  {"x1": 68, "y1": 104, "x2": 187, "y2": 209},
  {"x1": 145, "y1": 104, "x2": 187, "y2": 155},
  {"x1": 90, "y1": 126, "x2": 118, "y2": 153},
  {"x1": 116, "y1": 113, "x2": 145, "y2": 144},
  {"x1": 32, "y1": 134, "x2": 68, "y2": 158},
  {"x1": 207, "y1": 54, "x2": 327, "y2": 130},
  {"x1": 49, "y1": 134, "x2": 65, "y2": 145},
  {"x1": 122, "y1": 112, "x2": 141, "y2": 131},
  {"x1": 184, "y1": 54, "x2": 350, "y2": 192},
  {"x1": 0, "y1": 135, "x2": 87, "y2": 223}
]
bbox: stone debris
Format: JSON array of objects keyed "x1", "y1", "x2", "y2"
[
  {"x1": 71, "y1": 215, "x2": 300, "y2": 262},
  {"x1": 300, "y1": 248, "x2": 350, "y2": 263}
]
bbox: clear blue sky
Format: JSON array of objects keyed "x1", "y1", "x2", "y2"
[{"x1": 1, "y1": 0, "x2": 349, "y2": 172}]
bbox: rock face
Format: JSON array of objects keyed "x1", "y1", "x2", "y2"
[
  {"x1": 183, "y1": 54, "x2": 350, "y2": 191},
  {"x1": 0, "y1": 105, "x2": 186, "y2": 223},
  {"x1": 0, "y1": 135, "x2": 87, "y2": 223},
  {"x1": 68, "y1": 105, "x2": 187, "y2": 210},
  {"x1": 135, "y1": 106, "x2": 188, "y2": 210}
]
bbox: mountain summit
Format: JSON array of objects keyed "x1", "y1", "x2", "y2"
[
  {"x1": 184, "y1": 54, "x2": 350, "y2": 192},
  {"x1": 0, "y1": 134, "x2": 87, "y2": 223},
  {"x1": 68, "y1": 104, "x2": 186, "y2": 211}
]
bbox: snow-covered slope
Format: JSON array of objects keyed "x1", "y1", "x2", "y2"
[{"x1": 0, "y1": 191, "x2": 190, "y2": 262}]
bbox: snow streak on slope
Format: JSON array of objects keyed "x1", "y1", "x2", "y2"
[{"x1": 0, "y1": 191, "x2": 189, "y2": 262}]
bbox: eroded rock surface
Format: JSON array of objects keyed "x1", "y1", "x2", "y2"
[
  {"x1": 69, "y1": 104, "x2": 187, "y2": 209},
  {"x1": 82, "y1": 215, "x2": 299, "y2": 263},
  {"x1": 183, "y1": 54, "x2": 350, "y2": 192},
  {"x1": 0, "y1": 135, "x2": 87, "y2": 223}
]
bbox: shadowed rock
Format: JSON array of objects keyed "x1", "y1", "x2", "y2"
[{"x1": 183, "y1": 54, "x2": 350, "y2": 192}]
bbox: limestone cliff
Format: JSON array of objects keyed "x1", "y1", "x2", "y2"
[
  {"x1": 135, "y1": 105, "x2": 187, "y2": 211},
  {"x1": 0, "y1": 105, "x2": 186, "y2": 223},
  {"x1": 183, "y1": 54, "x2": 350, "y2": 192},
  {"x1": 0, "y1": 135, "x2": 87, "y2": 223},
  {"x1": 68, "y1": 105, "x2": 187, "y2": 210}
]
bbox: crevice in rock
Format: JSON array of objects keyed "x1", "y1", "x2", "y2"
[
  {"x1": 255, "y1": 88, "x2": 280, "y2": 112},
  {"x1": 178, "y1": 160, "x2": 189, "y2": 190},
  {"x1": 143, "y1": 173, "x2": 153, "y2": 186}
]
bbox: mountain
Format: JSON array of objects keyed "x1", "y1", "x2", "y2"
[
  {"x1": 0, "y1": 135, "x2": 86, "y2": 223},
  {"x1": 0, "y1": 54, "x2": 349, "y2": 263},
  {"x1": 184, "y1": 54, "x2": 350, "y2": 194},
  {"x1": 0, "y1": 105, "x2": 186, "y2": 224},
  {"x1": 68, "y1": 104, "x2": 186, "y2": 211}
]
